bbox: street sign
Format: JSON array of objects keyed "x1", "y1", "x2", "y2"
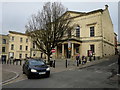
[{"x1": 51, "y1": 49, "x2": 55, "y2": 53}]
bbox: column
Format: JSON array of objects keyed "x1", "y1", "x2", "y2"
[
  {"x1": 71, "y1": 43, "x2": 74, "y2": 59},
  {"x1": 62, "y1": 44, "x2": 64, "y2": 58},
  {"x1": 55, "y1": 46, "x2": 57, "y2": 59}
]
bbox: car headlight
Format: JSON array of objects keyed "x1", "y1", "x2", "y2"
[
  {"x1": 31, "y1": 69, "x2": 37, "y2": 72},
  {"x1": 46, "y1": 68, "x2": 50, "y2": 71}
]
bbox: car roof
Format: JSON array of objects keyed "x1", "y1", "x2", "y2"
[{"x1": 27, "y1": 59, "x2": 43, "y2": 62}]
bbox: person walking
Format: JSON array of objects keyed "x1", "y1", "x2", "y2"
[{"x1": 82, "y1": 55, "x2": 85, "y2": 65}]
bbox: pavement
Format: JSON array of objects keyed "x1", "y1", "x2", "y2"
[{"x1": 1, "y1": 55, "x2": 119, "y2": 85}]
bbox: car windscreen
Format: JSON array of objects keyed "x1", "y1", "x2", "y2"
[{"x1": 29, "y1": 60, "x2": 45, "y2": 66}]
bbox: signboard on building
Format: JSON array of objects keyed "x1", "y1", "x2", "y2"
[{"x1": 88, "y1": 50, "x2": 93, "y2": 57}]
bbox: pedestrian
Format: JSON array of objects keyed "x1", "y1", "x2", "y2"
[{"x1": 82, "y1": 55, "x2": 85, "y2": 65}]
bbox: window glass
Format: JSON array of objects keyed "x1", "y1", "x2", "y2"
[
  {"x1": 26, "y1": 46, "x2": 28, "y2": 50},
  {"x1": 11, "y1": 44, "x2": 14, "y2": 50},
  {"x1": 90, "y1": 26, "x2": 94, "y2": 37},
  {"x1": 76, "y1": 26, "x2": 80, "y2": 37},
  {"x1": 2, "y1": 39, "x2": 6, "y2": 44},
  {"x1": 2, "y1": 47, "x2": 5, "y2": 52},
  {"x1": 19, "y1": 54, "x2": 22, "y2": 58},
  {"x1": 20, "y1": 38, "x2": 23, "y2": 42},
  {"x1": 33, "y1": 42, "x2": 35, "y2": 49},
  {"x1": 20, "y1": 45, "x2": 22, "y2": 50},
  {"x1": 12, "y1": 36, "x2": 14, "y2": 41},
  {"x1": 26, "y1": 38, "x2": 28, "y2": 43}
]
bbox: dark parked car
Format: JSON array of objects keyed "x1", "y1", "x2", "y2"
[{"x1": 23, "y1": 59, "x2": 50, "y2": 79}]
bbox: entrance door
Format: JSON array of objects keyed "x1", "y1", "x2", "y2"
[{"x1": 1, "y1": 55, "x2": 6, "y2": 62}]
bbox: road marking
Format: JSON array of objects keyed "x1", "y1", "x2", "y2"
[
  {"x1": 2, "y1": 78, "x2": 27, "y2": 86},
  {"x1": 95, "y1": 70, "x2": 102, "y2": 73},
  {"x1": 0, "y1": 70, "x2": 19, "y2": 85},
  {"x1": 105, "y1": 72, "x2": 112, "y2": 75},
  {"x1": 78, "y1": 70, "x2": 82, "y2": 71},
  {"x1": 108, "y1": 62, "x2": 117, "y2": 67}
]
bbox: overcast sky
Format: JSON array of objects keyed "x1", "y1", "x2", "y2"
[{"x1": 1, "y1": 2, "x2": 119, "y2": 40}]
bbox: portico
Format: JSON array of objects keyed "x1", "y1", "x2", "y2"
[{"x1": 56, "y1": 41, "x2": 81, "y2": 59}]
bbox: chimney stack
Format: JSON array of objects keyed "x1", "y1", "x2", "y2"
[{"x1": 105, "y1": 5, "x2": 108, "y2": 9}]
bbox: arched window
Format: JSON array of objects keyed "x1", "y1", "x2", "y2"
[
  {"x1": 76, "y1": 25, "x2": 80, "y2": 37},
  {"x1": 2, "y1": 39, "x2": 6, "y2": 44}
]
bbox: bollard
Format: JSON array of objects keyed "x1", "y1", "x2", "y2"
[
  {"x1": 79, "y1": 59, "x2": 81, "y2": 64},
  {"x1": 10, "y1": 60, "x2": 11, "y2": 64},
  {"x1": 77, "y1": 60, "x2": 79, "y2": 67},
  {"x1": 13, "y1": 61, "x2": 14, "y2": 65},
  {"x1": 89, "y1": 57, "x2": 91, "y2": 61},
  {"x1": 66, "y1": 59, "x2": 67, "y2": 68},
  {"x1": 20, "y1": 60, "x2": 22, "y2": 65},
  {"x1": 53, "y1": 60, "x2": 55, "y2": 68},
  {"x1": 16, "y1": 61, "x2": 18, "y2": 65},
  {"x1": 94, "y1": 56, "x2": 95, "y2": 60},
  {"x1": 50, "y1": 61, "x2": 53, "y2": 67}
]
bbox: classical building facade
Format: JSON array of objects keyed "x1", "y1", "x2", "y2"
[
  {"x1": 0, "y1": 5, "x2": 116, "y2": 61},
  {"x1": 54, "y1": 5, "x2": 115, "y2": 59}
]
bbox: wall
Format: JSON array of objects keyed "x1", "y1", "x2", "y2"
[{"x1": 102, "y1": 8, "x2": 115, "y2": 56}]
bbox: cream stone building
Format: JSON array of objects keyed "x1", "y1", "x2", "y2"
[
  {"x1": 0, "y1": 5, "x2": 116, "y2": 61},
  {"x1": 54, "y1": 5, "x2": 115, "y2": 59},
  {"x1": 8, "y1": 31, "x2": 45, "y2": 60},
  {"x1": 0, "y1": 34, "x2": 9, "y2": 61}
]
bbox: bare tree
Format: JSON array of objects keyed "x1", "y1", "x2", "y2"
[{"x1": 25, "y1": 2, "x2": 73, "y2": 63}]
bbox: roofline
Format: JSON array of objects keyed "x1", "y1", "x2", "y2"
[
  {"x1": 0, "y1": 34, "x2": 8, "y2": 36},
  {"x1": 67, "y1": 9, "x2": 103, "y2": 15},
  {"x1": 63, "y1": 9, "x2": 104, "y2": 20},
  {"x1": 67, "y1": 11, "x2": 86, "y2": 14},
  {"x1": 9, "y1": 31, "x2": 27, "y2": 36}
]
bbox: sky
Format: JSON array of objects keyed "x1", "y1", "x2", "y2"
[{"x1": 0, "y1": 1, "x2": 119, "y2": 41}]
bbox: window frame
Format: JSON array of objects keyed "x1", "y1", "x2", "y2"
[
  {"x1": 19, "y1": 54, "x2": 22, "y2": 58},
  {"x1": 90, "y1": 26, "x2": 95, "y2": 37},
  {"x1": 76, "y1": 26, "x2": 80, "y2": 37},
  {"x1": 12, "y1": 36, "x2": 14, "y2": 41},
  {"x1": 11, "y1": 44, "x2": 14, "y2": 50},
  {"x1": 20, "y1": 45, "x2": 22, "y2": 50},
  {"x1": 26, "y1": 46, "x2": 28, "y2": 51},
  {"x1": 26, "y1": 38, "x2": 28, "y2": 43},
  {"x1": 20, "y1": 37, "x2": 23, "y2": 42},
  {"x1": 2, "y1": 47, "x2": 6, "y2": 53},
  {"x1": 2, "y1": 39, "x2": 6, "y2": 44}
]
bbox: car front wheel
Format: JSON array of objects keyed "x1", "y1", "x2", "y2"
[
  {"x1": 27, "y1": 75, "x2": 32, "y2": 79},
  {"x1": 46, "y1": 73, "x2": 50, "y2": 77}
]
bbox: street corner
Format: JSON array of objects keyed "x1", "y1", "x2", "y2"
[
  {"x1": 109, "y1": 74, "x2": 120, "y2": 81},
  {"x1": 2, "y1": 69, "x2": 19, "y2": 85}
]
